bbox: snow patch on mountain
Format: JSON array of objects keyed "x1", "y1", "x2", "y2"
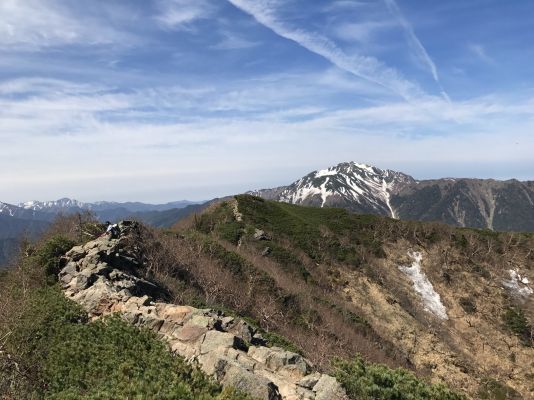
[
  {"x1": 315, "y1": 168, "x2": 338, "y2": 178},
  {"x1": 503, "y1": 269, "x2": 533, "y2": 298},
  {"x1": 382, "y1": 180, "x2": 397, "y2": 219},
  {"x1": 20, "y1": 198, "x2": 86, "y2": 211},
  {"x1": 276, "y1": 162, "x2": 413, "y2": 218},
  {"x1": 399, "y1": 251, "x2": 448, "y2": 320},
  {"x1": 0, "y1": 202, "x2": 15, "y2": 216}
]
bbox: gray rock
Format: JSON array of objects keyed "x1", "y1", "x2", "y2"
[
  {"x1": 297, "y1": 372, "x2": 321, "y2": 389},
  {"x1": 220, "y1": 316, "x2": 235, "y2": 330},
  {"x1": 174, "y1": 324, "x2": 208, "y2": 343},
  {"x1": 254, "y1": 229, "x2": 271, "y2": 241},
  {"x1": 60, "y1": 261, "x2": 79, "y2": 276},
  {"x1": 201, "y1": 331, "x2": 245, "y2": 355},
  {"x1": 313, "y1": 374, "x2": 349, "y2": 400},
  {"x1": 66, "y1": 246, "x2": 87, "y2": 261},
  {"x1": 248, "y1": 346, "x2": 311, "y2": 377},
  {"x1": 221, "y1": 364, "x2": 282, "y2": 400},
  {"x1": 198, "y1": 350, "x2": 231, "y2": 379},
  {"x1": 227, "y1": 319, "x2": 255, "y2": 343}
]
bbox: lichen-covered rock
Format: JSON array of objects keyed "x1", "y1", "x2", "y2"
[{"x1": 58, "y1": 221, "x2": 347, "y2": 400}]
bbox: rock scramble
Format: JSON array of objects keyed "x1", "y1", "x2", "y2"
[{"x1": 58, "y1": 221, "x2": 348, "y2": 400}]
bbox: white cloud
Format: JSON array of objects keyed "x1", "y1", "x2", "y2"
[
  {"x1": 0, "y1": 0, "x2": 139, "y2": 51},
  {"x1": 0, "y1": 78, "x2": 106, "y2": 96},
  {"x1": 1, "y1": 74, "x2": 534, "y2": 203},
  {"x1": 212, "y1": 31, "x2": 260, "y2": 50},
  {"x1": 334, "y1": 20, "x2": 395, "y2": 44},
  {"x1": 383, "y1": 0, "x2": 441, "y2": 86},
  {"x1": 155, "y1": 0, "x2": 215, "y2": 29},
  {"x1": 227, "y1": 0, "x2": 426, "y2": 101},
  {"x1": 0, "y1": 0, "x2": 135, "y2": 48},
  {"x1": 468, "y1": 43, "x2": 495, "y2": 64}
]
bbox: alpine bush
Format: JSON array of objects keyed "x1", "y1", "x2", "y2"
[{"x1": 333, "y1": 356, "x2": 467, "y2": 400}]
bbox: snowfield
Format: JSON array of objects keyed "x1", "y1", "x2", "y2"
[
  {"x1": 398, "y1": 251, "x2": 448, "y2": 320},
  {"x1": 503, "y1": 269, "x2": 533, "y2": 298}
]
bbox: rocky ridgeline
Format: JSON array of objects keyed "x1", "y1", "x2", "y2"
[{"x1": 58, "y1": 222, "x2": 348, "y2": 400}]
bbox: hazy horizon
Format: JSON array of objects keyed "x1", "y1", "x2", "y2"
[{"x1": 4, "y1": 159, "x2": 534, "y2": 205}]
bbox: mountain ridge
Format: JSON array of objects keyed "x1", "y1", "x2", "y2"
[
  {"x1": 251, "y1": 161, "x2": 534, "y2": 232},
  {"x1": 0, "y1": 198, "x2": 207, "y2": 267},
  {"x1": 17, "y1": 198, "x2": 201, "y2": 213}
]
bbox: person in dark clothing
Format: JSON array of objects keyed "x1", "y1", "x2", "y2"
[{"x1": 104, "y1": 221, "x2": 120, "y2": 239}]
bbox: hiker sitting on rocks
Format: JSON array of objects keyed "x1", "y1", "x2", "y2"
[{"x1": 104, "y1": 221, "x2": 120, "y2": 239}]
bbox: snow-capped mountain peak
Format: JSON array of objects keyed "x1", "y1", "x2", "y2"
[
  {"x1": 19, "y1": 198, "x2": 87, "y2": 211},
  {"x1": 0, "y1": 202, "x2": 16, "y2": 217},
  {"x1": 270, "y1": 162, "x2": 415, "y2": 218}
]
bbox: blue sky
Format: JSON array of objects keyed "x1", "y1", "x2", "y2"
[{"x1": 1, "y1": 0, "x2": 533, "y2": 203}]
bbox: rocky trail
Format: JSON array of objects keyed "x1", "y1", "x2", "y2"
[{"x1": 58, "y1": 221, "x2": 348, "y2": 400}]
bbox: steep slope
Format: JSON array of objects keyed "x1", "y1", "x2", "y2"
[
  {"x1": 392, "y1": 178, "x2": 534, "y2": 231},
  {"x1": 162, "y1": 195, "x2": 533, "y2": 399},
  {"x1": 252, "y1": 162, "x2": 534, "y2": 231},
  {"x1": 58, "y1": 222, "x2": 348, "y2": 400}
]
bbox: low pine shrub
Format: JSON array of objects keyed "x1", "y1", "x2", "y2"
[{"x1": 333, "y1": 356, "x2": 466, "y2": 400}]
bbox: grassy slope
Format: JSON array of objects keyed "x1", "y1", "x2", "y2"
[{"x1": 162, "y1": 195, "x2": 532, "y2": 399}]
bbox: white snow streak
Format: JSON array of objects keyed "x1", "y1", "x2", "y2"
[
  {"x1": 315, "y1": 168, "x2": 337, "y2": 178},
  {"x1": 399, "y1": 251, "x2": 448, "y2": 320},
  {"x1": 319, "y1": 179, "x2": 329, "y2": 207},
  {"x1": 382, "y1": 179, "x2": 397, "y2": 219},
  {"x1": 0, "y1": 203, "x2": 15, "y2": 216},
  {"x1": 503, "y1": 269, "x2": 533, "y2": 298}
]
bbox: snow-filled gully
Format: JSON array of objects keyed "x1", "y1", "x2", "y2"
[{"x1": 398, "y1": 251, "x2": 448, "y2": 320}]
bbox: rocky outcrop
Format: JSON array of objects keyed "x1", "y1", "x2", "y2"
[{"x1": 58, "y1": 221, "x2": 348, "y2": 400}]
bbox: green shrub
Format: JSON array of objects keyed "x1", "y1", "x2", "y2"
[
  {"x1": 238, "y1": 315, "x2": 303, "y2": 355},
  {"x1": 202, "y1": 236, "x2": 249, "y2": 276},
  {"x1": 6, "y1": 286, "x2": 253, "y2": 400},
  {"x1": 233, "y1": 195, "x2": 382, "y2": 266},
  {"x1": 459, "y1": 297, "x2": 477, "y2": 314},
  {"x1": 502, "y1": 306, "x2": 532, "y2": 345},
  {"x1": 217, "y1": 221, "x2": 245, "y2": 245},
  {"x1": 333, "y1": 356, "x2": 466, "y2": 400},
  {"x1": 453, "y1": 234, "x2": 468, "y2": 249},
  {"x1": 34, "y1": 235, "x2": 76, "y2": 278},
  {"x1": 261, "y1": 330, "x2": 303, "y2": 355},
  {"x1": 268, "y1": 244, "x2": 310, "y2": 280},
  {"x1": 477, "y1": 377, "x2": 523, "y2": 400}
]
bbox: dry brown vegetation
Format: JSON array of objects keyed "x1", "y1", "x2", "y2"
[
  {"x1": 128, "y1": 195, "x2": 533, "y2": 399},
  {"x1": 134, "y1": 223, "x2": 404, "y2": 370}
]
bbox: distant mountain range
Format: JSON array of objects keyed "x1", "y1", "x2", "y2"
[
  {"x1": 251, "y1": 161, "x2": 534, "y2": 232},
  {"x1": 0, "y1": 198, "x2": 206, "y2": 266},
  {"x1": 3, "y1": 161, "x2": 534, "y2": 265}
]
